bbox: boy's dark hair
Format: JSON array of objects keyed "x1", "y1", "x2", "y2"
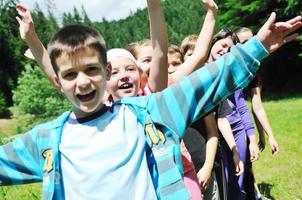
[{"x1": 47, "y1": 24, "x2": 107, "y2": 73}]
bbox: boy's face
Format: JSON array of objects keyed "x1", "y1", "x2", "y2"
[
  {"x1": 106, "y1": 57, "x2": 141, "y2": 101},
  {"x1": 54, "y1": 48, "x2": 109, "y2": 118},
  {"x1": 168, "y1": 52, "x2": 182, "y2": 74},
  {"x1": 209, "y1": 36, "x2": 234, "y2": 62},
  {"x1": 183, "y1": 48, "x2": 194, "y2": 62}
]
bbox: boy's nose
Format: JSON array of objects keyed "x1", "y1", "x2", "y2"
[{"x1": 77, "y1": 72, "x2": 90, "y2": 88}]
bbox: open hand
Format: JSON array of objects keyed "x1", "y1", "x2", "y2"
[
  {"x1": 16, "y1": 4, "x2": 35, "y2": 41},
  {"x1": 197, "y1": 166, "x2": 212, "y2": 191},
  {"x1": 256, "y1": 12, "x2": 302, "y2": 53},
  {"x1": 202, "y1": 0, "x2": 218, "y2": 12}
]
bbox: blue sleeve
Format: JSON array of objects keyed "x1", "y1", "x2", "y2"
[
  {"x1": 144, "y1": 37, "x2": 268, "y2": 139},
  {"x1": 0, "y1": 130, "x2": 43, "y2": 185}
]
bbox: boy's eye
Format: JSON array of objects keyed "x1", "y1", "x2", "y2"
[
  {"x1": 63, "y1": 72, "x2": 77, "y2": 80},
  {"x1": 171, "y1": 62, "x2": 181, "y2": 67},
  {"x1": 86, "y1": 66, "x2": 101, "y2": 75}
]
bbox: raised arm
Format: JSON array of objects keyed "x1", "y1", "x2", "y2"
[
  {"x1": 171, "y1": 0, "x2": 217, "y2": 82},
  {"x1": 16, "y1": 4, "x2": 56, "y2": 86},
  {"x1": 124, "y1": 14, "x2": 301, "y2": 137},
  {"x1": 142, "y1": 37, "x2": 268, "y2": 138},
  {"x1": 146, "y1": 0, "x2": 168, "y2": 92}
]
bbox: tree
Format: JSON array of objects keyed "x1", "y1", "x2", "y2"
[{"x1": 12, "y1": 64, "x2": 71, "y2": 131}]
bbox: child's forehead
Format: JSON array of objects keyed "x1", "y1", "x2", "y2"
[
  {"x1": 168, "y1": 51, "x2": 182, "y2": 59},
  {"x1": 56, "y1": 48, "x2": 104, "y2": 70}
]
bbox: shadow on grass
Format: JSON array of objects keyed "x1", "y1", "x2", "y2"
[{"x1": 258, "y1": 182, "x2": 275, "y2": 200}]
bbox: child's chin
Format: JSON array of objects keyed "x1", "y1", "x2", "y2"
[{"x1": 79, "y1": 103, "x2": 101, "y2": 113}]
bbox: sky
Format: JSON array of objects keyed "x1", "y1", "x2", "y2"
[{"x1": 19, "y1": 0, "x2": 148, "y2": 22}]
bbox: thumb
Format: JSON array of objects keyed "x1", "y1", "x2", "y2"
[
  {"x1": 235, "y1": 164, "x2": 239, "y2": 174},
  {"x1": 16, "y1": 16, "x2": 23, "y2": 25},
  {"x1": 265, "y1": 12, "x2": 277, "y2": 29}
]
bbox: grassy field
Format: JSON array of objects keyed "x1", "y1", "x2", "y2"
[
  {"x1": 252, "y1": 97, "x2": 302, "y2": 200},
  {"x1": 0, "y1": 97, "x2": 301, "y2": 199}
]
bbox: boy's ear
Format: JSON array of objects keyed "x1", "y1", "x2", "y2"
[
  {"x1": 53, "y1": 75, "x2": 64, "y2": 93},
  {"x1": 106, "y1": 62, "x2": 112, "y2": 81}
]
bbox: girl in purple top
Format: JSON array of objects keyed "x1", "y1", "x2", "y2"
[{"x1": 208, "y1": 29, "x2": 260, "y2": 200}]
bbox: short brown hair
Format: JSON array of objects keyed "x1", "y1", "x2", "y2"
[
  {"x1": 180, "y1": 35, "x2": 198, "y2": 55},
  {"x1": 127, "y1": 39, "x2": 151, "y2": 59},
  {"x1": 48, "y1": 24, "x2": 107, "y2": 73}
]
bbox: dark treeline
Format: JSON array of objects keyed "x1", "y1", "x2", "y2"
[{"x1": 0, "y1": 0, "x2": 302, "y2": 114}]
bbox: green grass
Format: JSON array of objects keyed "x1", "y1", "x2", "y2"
[
  {"x1": 252, "y1": 97, "x2": 302, "y2": 200},
  {"x1": 0, "y1": 97, "x2": 302, "y2": 199},
  {"x1": 0, "y1": 184, "x2": 41, "y2": 200}
]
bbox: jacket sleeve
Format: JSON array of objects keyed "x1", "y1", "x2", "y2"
[
  {"x1": 0, "y1": 129, "x2": 43, "y2": 185},
  {"x1": 145, "y1": 36, "x2": 268, "y2": 139}
]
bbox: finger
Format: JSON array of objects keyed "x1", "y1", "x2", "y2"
[
  {"x1": 236, "y1": 163, "x2": 244, "y2": 176},
  {"x1": 235, "y1": 165, "x2": 240, "y2": 176},
  {"x1": 284, "y1": 33, "x2": 300, "y2": 44},
  {"x1": 235, "y1": 164, "x2": 239, "y2": 173},
  {"x1": 272, "y1": 145, "x2": 280, "y2": 155},
  {"x1": 275, "y1": 22, "x2": 293, "y2": 31},
  {"x1": 286, "y1": 16, "x2": 302, "y2": 26},
  {"x1": 264, "y1": 12, "x2": 277, "y2": 29},
  {"x1": 16, "y1": 4, "x2": 28, "y2": 12},
  {"x1": 283, "y1": 22, "x2": 302, "y2": 36},
  {"x1": 203, "y1": 183, "x2": 208, "y2": 191},
  {"x1": 16, "y1": 9, "x2": 27, "y2": 17},
  {"x1": 15, "y1": 16, "x2": 23, "y2": 25},
  {"x1": 275, "y1": 145, "x2": 280, "y2": 153},
  {"x1": 250, "y1": 155, "x2": 255, "y2": 162}
]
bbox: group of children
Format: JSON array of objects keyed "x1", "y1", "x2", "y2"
[{"x1": 0, "y1": 0, "x2": 301, "y2": 199}]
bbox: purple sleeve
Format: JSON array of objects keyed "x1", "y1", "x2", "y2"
[{"x1": 235, "y1": 89, "x2": 255, "y2": 136}]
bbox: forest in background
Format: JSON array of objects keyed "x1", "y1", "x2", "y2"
[{"x1": 0, "y1": 0, "x2": 301, "y2": 126}]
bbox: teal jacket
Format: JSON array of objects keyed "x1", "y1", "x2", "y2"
[{"x1": 0, "y1": 37, "x2": 268, "y2": 199}]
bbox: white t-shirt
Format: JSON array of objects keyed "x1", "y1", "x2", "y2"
[{"x1": 59, "y1": 105, "x2": 157, "y2": 200}]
